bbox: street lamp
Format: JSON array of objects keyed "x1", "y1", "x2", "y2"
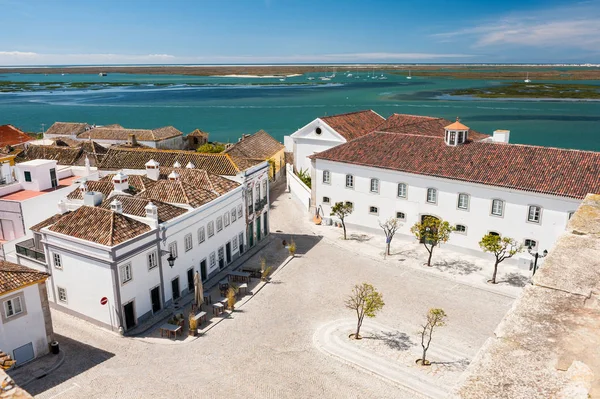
[
  {"x1": 528, "y1": 246, "x2": 548, "y2": 276},
  {"x1": 166, "y1": 254, "x2": 177, "y2": 268}
]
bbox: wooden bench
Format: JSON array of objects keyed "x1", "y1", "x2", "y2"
[
  {"x1": 212, "y1": 303, "x2": 224, "y2": 316},
  {"x1": 193, "y1": 311, "x2": 207, "y2": 326},
  {"x1": 159, "y1": 323, "x2": 182, "y2": 339},
  {"x1": 238, "y1": 283, "x2": 248, "y2": 296}
]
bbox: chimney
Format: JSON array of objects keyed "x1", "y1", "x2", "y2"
[
  {"x1": 79, "y1": 178, "x2": 88, "y2": 193},
  {"x1": 492, "y1": 130, "x2": 510, "y2": 144},
  {"x1": 85, "y1": 156, "x2": 91, "y2": 176},
  {"x1": 168, "y1": 171, "x2": 180, "y2": 181},
  {"x1": 128, "y1": 134, "x2": 138, "y2": 146},
  {"x1": 57, "y1": 199, "x2": 68, "y2": 214},
  {"x1": 110, "y1": 198, "x2": 123, "y2": 214},
  {"x1": 145, "y1": 159, "x2": 160, "y2": 181},
  {"x1": 185, "y1": 162, "x2": 195, "y2": 169},
  {"x1": 173, "y1": 161, "x2": 182, "y2": 168},
  {"x1": 145, "y1": 201, "x2": 158, "y2": 219},
  {"x1": 112, "y1": 171, "x2": 129, "y2": 192},
  {"x1": 83, "y1": 191, "x2": 104, "y2": 206}
]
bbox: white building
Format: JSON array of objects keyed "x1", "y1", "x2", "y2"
[
  {"x1": 308, "y1": 115, "x2": 600, "y2": 258},
  {"x1": 0, "y1": 260, "x2": 53, "y2": 365}
]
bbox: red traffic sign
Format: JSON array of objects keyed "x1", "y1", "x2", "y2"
[{"x1": 100, "y1": 297, "x2": 108, "y2": 306}]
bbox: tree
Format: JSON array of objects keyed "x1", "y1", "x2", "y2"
[
  {"x1": 331, "y1": 202, "x2": 353, "y2": 240},
  {"x1": 410, "y1": 217, "x2": 453, "y2": 266},
  {"x1": 345, "y1": 283, "x2": 385, "y2": 339},
  {"x1": 196, "y1": 143, "x2": 225, "y2": 153},
  {"x1": 296, "y1": 168, "x2": 311, "y2": 188},
  {"x1": 479, "y1": 234, "x2": 523, "y2": 284},
  {"x1": 379, "y1": 217, "x2": 401, "y2": 257},
  {"x1": 419, "y1": 308, "x2": 447, "y2": 365}
]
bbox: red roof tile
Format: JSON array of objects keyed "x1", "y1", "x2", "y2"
[
  {"x1": 311, "y1": 132, "x2": 600, "y2": 199},
  {"x1": 377, "y1": 114, "x2": 490, "y2": 141},
  {"x1": 320, "y1": 110, "x2": 385, "y2": 141},
  {"x1": 0, "y1": 260, "x2": 49, "y2": 295},
  {"x1": 0, "y1": 125, "x2": 33, "y2": 147}
]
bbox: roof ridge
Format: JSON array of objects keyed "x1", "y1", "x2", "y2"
[{"x1": 320, "y1": 109, "x2": 376, "y2": 119}]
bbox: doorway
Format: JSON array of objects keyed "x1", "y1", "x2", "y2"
[
  {"x1": 248, "y1": 222, "x2": 254, "y2": 247},
  {"x1": 150, "y1": 287, "x2": 161, "y2": 313},
  {"x1": 50, "y1": 168, "x2": 58, "y2": 188},
  {"x1": 200, "y1": 259, "x2": 207, "y2": 281},
  {"x1": 256, "y1": 217, "x2": 262, "y2": 242},
  {"x1": 187, "y1": 268, "x2": 194, "y2": 292},
  {"x1": 238, "y1": 233, "x2": 244, "y2": 254},
  {"x1": 263, "y1": 212, "x2": 268, "y2": 236},
  {"x1": 123, "y1": 301, "x2": 136, "y2": 330},
  {"x1": 218, "y1": 247, "x2": 225, "y2": 269},
  {"x1": 171, "y1": 277, "x2": 180, "y2": 301},
  {"x1": 225, "y1": 242, "x2": 232, "y2": 264}
]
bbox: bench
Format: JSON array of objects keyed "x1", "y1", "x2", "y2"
[
  {"x1": 193, "y1": 311, "x2": 207, "y2": 326},
  {"x1": 212, "y1": 303, "x2": 224, "y2": 316},
  {"x1": 238, "y1": 283, "x2": 248, "y2": 296}
]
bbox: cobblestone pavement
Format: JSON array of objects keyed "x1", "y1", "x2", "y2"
[{"x1": 16, "y1": 183, "x2": 518, "y2": 399}]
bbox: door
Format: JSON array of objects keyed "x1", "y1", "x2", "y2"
[
  {"x1": 238, "y1": 233, "x2": 244, "y2": 254},
  {"x1": 13, "y1": 342, "x2": 34, "y2": 365},
  {"x1": 187, "y1": 268, "x2": 194, "y2": 292},
  {"x1": 49, "y1": 168, "x2": 58, "y2": 188},
  {"x1": 124, "y1": 301, "x2": 136, "y2": 330},
  {"x1": 200, "y1": 260, "x2": 207, "y2": 281},
  {"x1": 263, "y1": 212, "x2": 268, "y2": 236},
  {"x1": 248, "y1": 222, "x2": 254, "y2": 247},
  {"x1": 218, "y1": 247, "x2": 225, "y2": 269},
  {"x1": 225, "y1": 242, "x2": 232, "y2": 264},
  {"x1": 256, "y1": 217, "x2": 262, "y2": 242},
  {"x1": 171, "y1": 277, "x2": 180, "y2": 300},
  {"x1": 150, "y1": 287, "x2": 161, "y2": 313}
]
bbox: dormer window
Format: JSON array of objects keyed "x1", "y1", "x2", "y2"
[{"x1": 444, "y1": 117, "x2": 469, "y2": 146}]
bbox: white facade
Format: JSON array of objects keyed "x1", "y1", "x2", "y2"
[
  {"x1": 15, "y1": 160, "x2": 58, "y2": 192},
  {"x1": 0, "y1": 283, "x2": 50, "y2": 364},
  {"x1": 313, "y1": 159, "x2": 581, "y2": 256},
  {"x1": 288, "y1": 118, "x2": 347, "y2": 173}
]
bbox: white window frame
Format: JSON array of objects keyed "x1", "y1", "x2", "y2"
[
  {"x1": 147, "y1": 251, "x2": 157, "y2": 270},
  {"x1": 397, "y1": 183, "x2": 407, "y2": 198},
  {"x1": 237, "y1": 204, "x2": 243, "y2": 218},
  {"x1": 255, "y1": 185, "x2": 261, "y2": 203},
  {"x1": 345, "y1": 174, "x2": 354, "y2": 189},
  {"x1": 396, "y1": 211, "x2": 406, "y2": 220},
  {"x1": 370, "y1": 178, "x2": 379, "y2": 194},
  {"x1": 426, "y1": 188, "x2": 437, "y2": 204},
  {"x1": 53, "y1": 253, "x2": 62, "y2": 270},
  {"x1": 231, "y1": 208, "x2": 237, "y2": 222},
  {"x1": 198, "y1": 226, "x2": 206, "y2": 243},
  {"x1": 322, "y1": 170, "x2": 331, "y2": 184},
  {"x1": 323, "y1": 196, "x2": 330, "y2": 204},
  {"x1": 216, "y1": 216, "x2": 223, "y2": 232},
  {"x1": 209, "y1": 252, "x2": 216, "y2": 269},
  {"x1": 224, "y1": 212, "x2": 230, "y2": 227},
  {"x1": 168, "y1": 242, "x2": 178, "y2": 258},
  {"x1": 457, "y1": 193, "x2": 469, "y2": 210},
  {"x1": 232, "y1": 236, "x2": 238, "y2": 252},
  {"x1": 527, "y1": 205, "x2": 542, "y2": 224},
  {"x1": 262, "y1": 180, "x2": 267, "y2": 199},
  {"x1": 120, "y1": 263, "x2": 132, "y2": 285},
  {"x1": 3, "y1": 296, "x2": 23, "y2": 318},
  {"x1": 184, "y1": 233, "x2": 193, "y2": 252},
  {"x1": 524, "y1": 238, "x2": 538, "y2": 250},
  {"x1": 57, "y1": 287, "x2": 68, "y2": 303},
  {"x1": 491, "y1": 199, "x2": 504, "y2": 217},
  {"x1": 369, "y1": 206, "x2": 379, "y2": 215},
  {"x1": 455, "y1": 224, "x2": 467, "y2": 234},
  {"x1": 207, "y1": 221, "x2": 215, "y2": 237}
]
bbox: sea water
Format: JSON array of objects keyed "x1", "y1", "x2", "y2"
[{"x1": 0, "y1": 72, "x2": 598, "y2": 151}]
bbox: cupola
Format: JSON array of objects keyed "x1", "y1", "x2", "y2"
[
  {"x1": 444, "y1": 117, "x2": 469, "y2": 146},
  {"x1": 185, "y1": 162, "x2": 195, "y2": 169},
  {"x1": 168, "y1": 171, "x2": 180, "y2": 181},
  {"x1": 173, "y1": 161, "x2": 182, "y2": 168}
]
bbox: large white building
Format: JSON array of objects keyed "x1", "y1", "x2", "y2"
[{"x1": 304, "y1": 113, "x2": 600, "y2": 257}]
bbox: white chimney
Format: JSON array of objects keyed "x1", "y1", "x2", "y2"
[
  {"x1": 112, "y1": 171, "x2": 129, "y2": 192},
  {"x1": 110, "y1": 198, "x2": 123, "y2": 214},
  {"x1": 173, "y1": 161, "x2": 181, "y2": 168},
  {"x1": 83, "y1": 191, "x2": 104, "y2": 206},
  {"x1": 493, "y1": 130, "x2": 510, "y2": 144},
  {"x1": 145, "y1": 159, "x2": 160, "y2": 181},
  {"x1": 84, "y1": 156, "x2": 91, "y2": 176},
  {"x1": 185, "y1": 162, "x2": 195, "y2": 169},
  {"x1": 168, "y1": 171, "x2": 180, "y2": 181},
  {"x1": 79, "y1": 178, "x2": 88, "y2": 193},
  {"x1": 145, "y1": 201, "x2": 158, "y2": 219},
  {"x1": 57, "y1": 199, "x2": 68, "y2": 214}
]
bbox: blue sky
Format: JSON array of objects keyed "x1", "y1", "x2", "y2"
[{"x1": 1, "y1": 0, "x2": 599, "y2": 65}]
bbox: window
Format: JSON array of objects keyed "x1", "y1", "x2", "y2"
[
  {"x1": 237, "y1": 204, "x2": 243, "y2": 218},
  {"x1": 4, "y1": 296, "x2": 23, "y2": 318},
  {"x1": 184, "y1": 234, "x2": 193, "y2": 252},
  {"x1": 315, "y1": 127, "x2": 322, "y2": 135},
  {"x1": 457, "y1": 193, "x2": 469, "y2": 210},
  {"x1": 455, "y1": 224, "x2": 467, "y2": 234},
  {"x1": 255, "y1": 185, "x2": 261, "y2": 203},
  {"x1": 207, "y1": 221, "x2": 215, "y2": 237},
  {"x1": 24, "y1": 171, "x2": 31, "y2": 182},
  {"x1": 263, "y1": 180, "x2": 267, "y2": 199},
  {"x1": 147, "y1": 251, "x2": 157, "y2": 270},
  {"x1": 216, "y1": 216, "x2": 223, "y2": 232},
  {"x1": 53, "y1": 253, "x2": 62, "y2": 270},
  {"x1": 396, "y1": 212, "x2": 406, "y2": 220},
  {"x1": 345, "y1": 174, "x2": 354, "y2": 188},
  {"x1": 524, "y1": 239, "x2": 537, "y2": 249},
  {"x1": 57, "y1": 287, "x2": 67, "y2": 303},
  {"x1": 345, "y1": 201, "x2": 354, "y2": 211},
  {"x1": 231, "y1": 208, "x2": 237, "y2": 222},
  {"x1": 369, "y1": 206, "x2": 379, "y2": 215},
  {"x1": 397, "y1": 183, "x2": 407, "y2": 198},
  {"x1": 224, "y1": 212, "x2": 230, "y2": 227},
  {"x1": 323, "y1": 196, "x2": 330, "y2": 204},
  {"x1": 527, "y1": 205, "x2": 541, "y2": 223},
  {"x1": 120, "y1": 263, "x2": 132, "y2": 284},
  {"x1": 209, "y1": 252, "x2": 216, "y2": 269},
  {"x1": 168, "y1": 242, "x2": 178, "y2": 258},
  {"x1": 426, "y1": 188, "x2": 437, "y2": 204},
  {"x1": 370, "y1": 178, "x2": 379, "y2": 193},
  {"x1": 198, "y1": 226, "x2": 206, "y2": 243},
  {"x1": 323, "y1": 170, "x2": 331, "y2": 184},
  {"x1": 491, "y1": 199, "x2": 504, "y2": 216},
  {"x1": 232, "y1": 236, "x2": 238, "y2": 251}
]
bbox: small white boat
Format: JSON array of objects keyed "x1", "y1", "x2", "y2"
[
  {"x1": 99, "y1": 72, "x2": 107, "y2": 77},
  {"x1": 307, "y1": 77, "x2": 315, "y2": 81},
  {"x1": 279, "y1": 78, "x2": 285, "y2": 82},
  {"x1": 347, "y1": 73, "x2": 353, "y2": 77},
  {"x1": 524, "y1": 72, "x2": 531, "y2": 83},
  {"x1": 407, "y1": 69, "x2": 412, "y2": 80},
  {"x1": 319, "y1": 76, "x2": 331, "y2": 81},
  {"x1": 379, "y1": 74, "x2": 387, "y2": 80}
]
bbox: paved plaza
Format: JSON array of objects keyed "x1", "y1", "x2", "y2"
[{"x1": 10, "y1": 183, "x2": 521, "y2": 398}]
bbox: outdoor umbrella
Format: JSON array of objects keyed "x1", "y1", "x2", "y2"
[{"x1": 194, "y1": 272, "x2": 204, "y2": 308}]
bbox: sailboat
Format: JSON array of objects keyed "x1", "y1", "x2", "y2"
[
  {"x1": 406, "y1": 69, "x2": 412, "y2": 80},
  {"x1": 371, "y1": 68, "x2": 377, "y2": 79},
  {"x1": 524, "y1": 72, "x2": 531, "y2": 83}
]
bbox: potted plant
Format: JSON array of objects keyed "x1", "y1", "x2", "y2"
[
  {"x1": 227, "y1": 287, "x2": 237, "y2": 311},
  {"x1": 188, "y1": 312, "x2": 197, "y2": 336},
  {"x1": 288, "y1": 239, "x2": 296, "y2": 257}
]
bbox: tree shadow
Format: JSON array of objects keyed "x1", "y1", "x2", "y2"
[
  {"x1": 363, "y1": 330, "x2": 415, "y2": 351},
  {"x1": 430, "y1": 358, "x2": 470, "y2": 371},
  {"x1": 432, "y1": 260, "x2": 482, "y2": 275},
  {"x1": 347, "y1": 233, "x2": 372, "y2": 242},
  {"x1": 391, "y1": 249, "x2": 420, "y2": 259},
  {"x1": 498, "y1": 272, "x2": 530, "y2": 287}
]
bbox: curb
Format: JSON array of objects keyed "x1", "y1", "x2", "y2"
[{"x1": 17, "y1": 350, "x2": 66, "y2": 387}]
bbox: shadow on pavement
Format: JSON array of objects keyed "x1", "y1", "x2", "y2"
[
  {"x1": 499, "y1": 272, "x2": 530, "y2": 287},
  {"x1": 432, "y1": 260, "x2": 482, "y2": 275},
  {"x1": 363, "y1": 330, "x2": 416, "y2": 351}
]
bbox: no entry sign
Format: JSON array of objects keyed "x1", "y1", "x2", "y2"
[{"x1": 100, "y1": 297, "x2": 108, "y2": 306}]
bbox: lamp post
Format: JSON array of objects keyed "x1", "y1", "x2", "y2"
[
  {"x1": 161, "y1": 250, "x2": 177, "y2": 268},
  {"x1": 528, "y1": 246, "x2": 548, "y2": 276}
]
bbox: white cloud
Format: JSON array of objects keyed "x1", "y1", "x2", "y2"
[{"x1": 0, "y1": 51, "x2": 37, "y2": 57}]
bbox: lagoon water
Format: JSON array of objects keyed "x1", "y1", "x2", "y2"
[{"x1": 1, "y1": 72, "x2": 599, "y2": 151}]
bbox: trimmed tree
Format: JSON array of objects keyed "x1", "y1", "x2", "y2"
[
  {"x1": 479, "y1": 234, "x2": 523, "y2": 284},
  {"x1": 419, "y1": 308, "x2": 447, "y2": 366},
  {"x1": 379, "y1": 217, "x2": 401, "y2": 257},
  {"x1": 410, "y1": 217, "x2": 454, "y2": 266},
  {"x1": 331, "y1": 202, "x2": 353, "y2": 240},
  {"x1": 345, "y1": 283, "x2": 385, "y2": 339}
]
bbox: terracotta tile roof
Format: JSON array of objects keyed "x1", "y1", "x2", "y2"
[
  {"x1": 377, "y1": 114, "x2": 490, "y2": 141},
  {"x1": 225, "y1": 130, "x2": 284, "y2": 160},
  {"x1": 99, "y1": 195, "x2": 187, "y2": 223},
  {"x1": 138, "y1": 180, "x2": 218, "y2": 208},
  {"x1": 0, "y1": 260, "x2": 49, "y2": 295},
  {"x1": 320, "y1": 110, "x2": 385, "y2": 141},
  {"x1": 187, "y1": 129, "x2": 209, "y2": 137},
  {"x1": 45, "y1": 122, "x2": 90, "y2": 136},
  {"x1": 17, "y1": 141, "x2": 107, "y2": 166},
  {"x1": 445, "y1": 119, "x2": 470, "y2": 130},
  {"x1": 228, "y1": 156, "x2": 264, "y2": 171},
  {"x1": 159, "y1": 168, "x2": 240, "y2": 195},
  {"x1": 67, "y1": 180, "x2": 114, "y2": 200},
  {"x1": 30, "y1": 213, "x2": 70, "y2": 232},
  {"x1": 0, "y1": 125, "x2": 33, "y2": 147},
  {"x1": 48, "y1": 206, "x2": 151, "y2": 246},
  {"x1": 99, "y1": 174, "x2": 156, "y2": 192},
  {"x1": 78, "y1": 126, "x2": 182, "y2": 142},
  {"x1": 311, "y1": 132, "x2": 600, "y2": 199},
  {"x1": 98, "y1": 147, "x2": 241, "y2": 175}
]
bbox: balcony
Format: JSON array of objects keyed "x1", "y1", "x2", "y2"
[
  {"x1": 255, "y1": 198, "x2": 268, "y2": 213},
  {"x1": 248, "y1": 204, "x2": 254, "y2": 215},
  {"x1": 15, "y1": 238, "x2": 46, "y2": 263}
]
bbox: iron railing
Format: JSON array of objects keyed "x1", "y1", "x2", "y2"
[{"x1": 15, "y1": 238, "x2": 46, "y2": 263}]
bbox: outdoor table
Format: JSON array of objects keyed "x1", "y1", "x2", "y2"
[
  {"x1": 212, "y1": 303, "x2": 224, "y2": 316},
  {"x1": 242, "y1": 267, "x2": 261, "y2": 279},
  {"x1": 228, "y1": 271, "x2": 251, "y2": 283},
  {"x1": 203, "y1": 292, "x2": 212, "y2": 304},
  {"x1": 217, "y1": 297, "x2": 229, "y2": 306},
  {"x1": 160, "y1": 323, "x2": 182, "y2": 339},
  {"x1": 238, "y1": 283, "x2": 248, "y2": 296},
  {"x1": 193, "y1": 311, "x2": 207, "y2": 326}
]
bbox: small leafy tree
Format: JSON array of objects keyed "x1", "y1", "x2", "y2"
[
  {"x1": 479, "y1": 234, "x2": 523, "y2": 284},
  {"x1": 296, "y1": 168, "x2": 311, "y2": 188},
  {"x1": 419, "y1": 308, "x2": 447, "y2": 365},
  {"x1": 379, "y1": 217, "x2": 401, "y2": 257},
  {"x1": 288, "y1": 239, "x2": 296, "y2": 256},
  {"x1": 410, "y1": 217, "x2": 453, "y2": 266},
  {"x1": 345, "y1": 283, "x2": 385, "y2": 339},
  {"x1": 196, "y1": 143, "x2": 225, "y2": 153},
  {"x1": 260, "y1": 257, "x2": 272, "y2": 281},
  {"x1": 331, "y1": 202, "x2": 353, "y2": 240},
  {"x1": 227, "y1": 287, "x2": 237, "y2": 310}
]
